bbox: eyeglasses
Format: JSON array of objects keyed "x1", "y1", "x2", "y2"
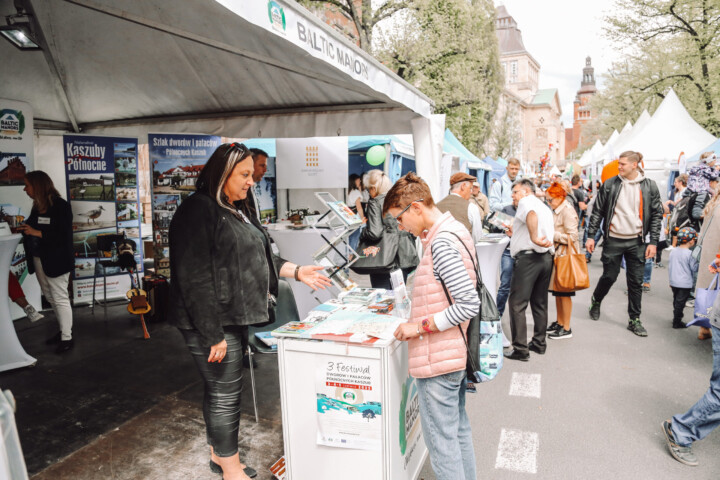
[{"x1": 393, "y1": 199, "x2": 423, "y2": 224}]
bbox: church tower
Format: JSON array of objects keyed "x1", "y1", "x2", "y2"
[{"x1": 565, "y1": 56, "x2": 597, "y2": 157}]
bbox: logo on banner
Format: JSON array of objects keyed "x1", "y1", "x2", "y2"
[
  {"x1": 305, "y1": 145, "x2": 319, "y2": 167},
  {"x1": 0, "y1": 109, "x2": 25, "y2": 137},
  {"x1": 268, "y1": 1, "x2": 286, "y2": 33}
]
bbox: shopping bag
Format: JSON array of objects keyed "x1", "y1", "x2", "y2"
[
  {"x1": 435, "y1": 231, "x2": 503, "y2": 391},
  {"x1": 553, "y1": 240, "x2": 590, "y2": 292},
  {"x1": 688, "y1": 274, "x2": 720, "y2": 328}
]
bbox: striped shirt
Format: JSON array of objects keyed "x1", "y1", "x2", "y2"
[{"x1": 431, "y1": 233, "x2": 481, "y2": 332}]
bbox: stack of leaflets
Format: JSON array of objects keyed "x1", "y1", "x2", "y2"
[
  {"x1": 486, "y1": 211, "x2": 513, "y2": 230},
  {"x1": 254, "y1": 331, "x2": 278, "y2": 349},
  {"x1": 338, "y1": 287, "x2": 385, "y2": 305}
]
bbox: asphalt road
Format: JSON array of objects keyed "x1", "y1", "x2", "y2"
[{"x1": 418, "y1": 257, "x2": 719, "y2": 480}]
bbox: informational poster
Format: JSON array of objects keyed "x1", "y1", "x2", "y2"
[
  {"x1": 316, "y1": 356, "x2": 382, "y2": 451},
  {"x1": 63, "y1": 135, "x2": 142, "y2": 304},
  {"x1": 276, "y1": 136, "x2": 348, "y2": 189},
  {"x1": 0, "y1": 98, "x2": 42, "y2": 319},
  {"x1": 149, "y1": 133, "x2": 221, "y2": 277}
]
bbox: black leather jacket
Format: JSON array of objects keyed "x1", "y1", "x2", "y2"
[
  {"x1": 169, "y1": 191, "x2": 287, "y2": 346},
  {"x1": 587, "y1": 174, "x2": 663, "y2": 245}
]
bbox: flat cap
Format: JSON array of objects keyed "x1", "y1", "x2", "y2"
[{"x1": 450, "y1": 172, "x2": 476, "y2": 185}]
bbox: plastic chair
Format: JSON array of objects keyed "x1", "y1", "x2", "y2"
[{"x1": 246, "y1": 278, "x2": 300, "y2": 422}]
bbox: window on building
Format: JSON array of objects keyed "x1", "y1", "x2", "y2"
[{"x1": 510, "y1": 61, "x2": 518, "y2": 83}]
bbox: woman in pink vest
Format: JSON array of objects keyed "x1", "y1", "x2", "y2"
[{"x1": 384, "y1": 172, "x2": 480, "y2": 480}]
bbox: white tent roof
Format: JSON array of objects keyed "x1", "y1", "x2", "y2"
[
  {"x1": 613, "y1": 92, "x2": 714, "y2": 161},
  {"x1": 0, "y1": 0, "x2": 433, "y2": 139},
  {"x1": 613, "y1": 110, "x2": 652, "y2": 154},
  {"x1": 620, "y1": 121, "x2": 633, "y2": 134}
]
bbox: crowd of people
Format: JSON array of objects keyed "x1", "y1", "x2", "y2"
[{"x1": 12, "y1": 144, "x2": 720, "y2": 478}]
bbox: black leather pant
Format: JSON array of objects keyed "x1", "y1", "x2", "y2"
[{"x1": 181, "y1": 326, "x2": 246, "y2": 457}]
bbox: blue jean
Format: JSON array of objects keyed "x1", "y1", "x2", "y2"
[
  {"x1": 671, "y1": 324, "x2": 720, "y2": 446},
  {"x1": 643, "y1": 258, "x2": 653, "y2": 284},
  {"x1": 416, "y1": 369, "x2": 476, "y2": 480},
  {"x1": 496, "y1": 248, "x2": 514, "y2": 318}
]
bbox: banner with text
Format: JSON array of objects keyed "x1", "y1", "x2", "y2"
[
  {"x1": 64, "y1": 134, "x2": 142, "y2": 304},
  {"x1": 276, "y1": 136, "x2": 348, "y2": 190},
  {"x1": 0, "y1": 98, "x2": 41, "y2": 319},
  {"x1": 149, "y1": 133, "x2": 221, "y2": 277}
]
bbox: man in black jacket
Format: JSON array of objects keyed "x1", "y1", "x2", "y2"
[{"x1": 585, "y1": 151, "x2": 663, "y2": 336}]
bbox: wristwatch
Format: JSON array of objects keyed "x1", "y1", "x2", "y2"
[{"x1": 421, "y1": 318, "x2": 432, "y2": 334}]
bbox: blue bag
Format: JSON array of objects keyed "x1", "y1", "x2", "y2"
[{"x1": 688, "y1": 274, "x2": 720, "y2": 328}]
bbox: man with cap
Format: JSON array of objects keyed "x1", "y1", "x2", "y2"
[
  {"x1": 437, "y1": 172, "x2": 485, "y2": 243},
  {"x1": 471, "y1": 181, "x2": 490, "y2": 219}
]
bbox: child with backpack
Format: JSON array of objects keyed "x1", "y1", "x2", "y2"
[{"x1": 668, "y1": 227, "x2": 699, "y2": 328}]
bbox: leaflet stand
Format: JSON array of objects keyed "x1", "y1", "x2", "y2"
[{"x1": 308, "y1": 192, "x2": 363, "y2": 291}]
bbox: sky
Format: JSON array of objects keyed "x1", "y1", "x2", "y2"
[{"x1": 498, "y1": 0, "x2": 616, "y2": 125}]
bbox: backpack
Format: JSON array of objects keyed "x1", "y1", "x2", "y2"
[{"x1": 667, "y1": 192, "x2": 699, "y2": 238}]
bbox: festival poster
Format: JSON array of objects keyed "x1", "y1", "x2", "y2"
[
  {"x1": 1, "y1": 98, "x2": 42, "y2": 320},
  {"x1": 149, "y1": 133, "x2": 221, "y2": 277},
  {"x1": 316, "y1": 356, "x2": 382, "y2": 451},
  {"x1": 64, "y1": 135, "x2": 142, "y2": 304}
]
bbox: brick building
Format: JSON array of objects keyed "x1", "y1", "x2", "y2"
[
  {"x1": 0, "y1": 156, "x2": 27, "y2": 185},
  {"x1": 565, "y1": 57, "x2": 597, "y2": 158}
]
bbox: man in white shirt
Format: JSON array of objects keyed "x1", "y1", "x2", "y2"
[
  {"x1": 436, "y1": 172, "x2": 485, "y2": 243},
  {"x1": 504, "y1": 178, "x2": 555, "y2": 361},
  {"x1": 489, "y1": 157, "x2": 521, "y2": 211}
]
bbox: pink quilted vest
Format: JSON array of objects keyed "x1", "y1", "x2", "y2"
[{"x1": 408, "y1": 212, "x2": 477, "y2": 379}]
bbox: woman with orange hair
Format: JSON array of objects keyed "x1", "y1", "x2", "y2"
[{"x1": 546, "y1": 181, "x2": 580, "y2": 339}]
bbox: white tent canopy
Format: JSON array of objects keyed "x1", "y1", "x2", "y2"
[
  {"x1": 1, "y1": 0, "x2": 448, "y2": 196},
  {"x1": 613, "y1": 109, "x2": 652, "y2": 156},
  {"x1": 613, "y1": 91, "x2": 714, "y2": 162}
]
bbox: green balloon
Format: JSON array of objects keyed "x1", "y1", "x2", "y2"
[{"x1": 366, "y1": 145, "x2": 386, "y2": 166}]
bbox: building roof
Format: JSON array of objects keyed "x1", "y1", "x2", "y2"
[
  {"x1": 531, "y1": 89, "x2": 557, "y2": 106},
  {"x1": 495, "y1": 6, "x2": 540, "y2": 68}
]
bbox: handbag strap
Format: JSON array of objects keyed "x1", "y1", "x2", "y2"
[{"x1": 434, "y1": 230, "x2": 483, "y2": 286}]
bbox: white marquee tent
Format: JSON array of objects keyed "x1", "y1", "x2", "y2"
[{"x1": 1, "y1": 0, "x2": 447, "y2": 196}]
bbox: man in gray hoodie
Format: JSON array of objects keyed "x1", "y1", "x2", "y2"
[{"x1": 585, "y1": 151, "x2": 664, "y2": 336}]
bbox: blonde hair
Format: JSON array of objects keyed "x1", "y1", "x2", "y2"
[
  {"x1": 700, "y1": 151, "x2": 716, "y2": 163},
  {"x1": 366, "y1": 169, "x2": 392, "y2": 195},
  {"x1": 25, "y1": 171, "x2": 61, "y2": 213}
]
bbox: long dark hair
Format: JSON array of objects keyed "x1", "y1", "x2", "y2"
[
  {"x1": 25, "y1": 170, "x2": 61, "y2": 213},
  {"x1": 348, "y1": 173, "x2": 362, "y2": 192},
  {"x1": 196, "y1": 143, "x2": 252, "y2": 217}
]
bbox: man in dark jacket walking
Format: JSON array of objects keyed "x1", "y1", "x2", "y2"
[{"x1": 585, "y1": 151, "x2": 664, "y2": 336}]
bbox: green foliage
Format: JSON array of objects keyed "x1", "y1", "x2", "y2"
[
  {"x1": 375, "y1": 0, "x2": 502, "y2": 153},
  {"x1": 597, "y1": 0, "x2": 720, "y2": 135}
]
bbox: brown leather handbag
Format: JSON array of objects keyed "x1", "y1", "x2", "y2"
[{"x1": 553, "y1": 240, "x2": 590, "y2": 292}]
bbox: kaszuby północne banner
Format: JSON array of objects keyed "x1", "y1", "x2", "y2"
[{"x1": 64, "y1": 134, "x2": 142, "y2": 304}]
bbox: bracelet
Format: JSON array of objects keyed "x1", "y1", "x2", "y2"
[
  {"x1": 294, "y1": 265, "x2": 301, "y2": 281},
  {"x1": 421, "y1": 318, "x2": 432, "y2": 333},
  {"x1": 417, "y1": 324, "x2": 422, "y2": 340}
]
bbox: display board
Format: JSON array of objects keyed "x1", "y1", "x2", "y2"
[
  {"x1": 276, "y1": 137, "x2": 348, "y2": 190},
  {"x1": 0, "y1": 98, "x2": 41, "y2": 319},
  {"x1": 149, "y1": 133, "x2": 221, "y2": 277},
  {"x1": 63, "y1": 135, "x2": 142, "y2": 304}
]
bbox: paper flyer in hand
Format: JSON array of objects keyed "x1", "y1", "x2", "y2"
[{"x1": 316, "y1": 356, "x2": 382, "y2": 451}]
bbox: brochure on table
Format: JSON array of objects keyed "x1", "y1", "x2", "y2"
[
  {"x1": 63, "y1": 134, "x2": 144, "y2": 304},
  {"x1": 1, "y1": 98, "x2": 41, "y2": 319}
]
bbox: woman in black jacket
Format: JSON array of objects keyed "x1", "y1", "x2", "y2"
[
  {"x1": 357, "y1": 169, "x2": 418, "y2": 289},
  {"x1": 18, "y1": 171, "x2": 74, "y2": 353},
  {"x1": 169, "y1": 143, "x2": 329, "y2": 480}
]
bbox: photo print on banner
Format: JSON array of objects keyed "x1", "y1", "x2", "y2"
[
  {"x1": 64, "y1": 135, "x2": 142, "y2": 304},
  {"x1": 149, "y1": 133, "x2": 221, "y2": 277}
]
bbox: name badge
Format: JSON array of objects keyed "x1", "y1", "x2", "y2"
[{"x1": 38, "y1": 217, "x2": 51, "y2": 225}]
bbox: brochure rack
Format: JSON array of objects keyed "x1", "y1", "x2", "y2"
[{"x1": 308, "y1": 192, "x2": 363, "y2": 291}]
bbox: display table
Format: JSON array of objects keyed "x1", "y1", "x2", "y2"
[
  {"x1": 0, "y1": 234, "x2": 37, "y2": 373},
  {"x1": 267, "y1": 225, "x2": 336, "y2": 318},
  {"x1": 274, "y1": 302, "x2": 428, "y2": 480}
]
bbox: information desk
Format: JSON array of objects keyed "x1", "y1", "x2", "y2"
[
  {"x1": 274, "y1": 305, "x2": 428, "y2": 480},
  {"x1": 0, "y1": 234, "x2": 37, "y2": 373}
]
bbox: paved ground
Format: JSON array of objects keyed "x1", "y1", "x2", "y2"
[
  {"x1": 417, "y1": 258, "x2": 720, "y2": 479},
  {"x1": 2, "y1": 258, "x2": 719, "y2": 479}
]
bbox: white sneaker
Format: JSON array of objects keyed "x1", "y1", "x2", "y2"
[{"x1": 24, "y1": 305, "x2": 44, "y2": 322}]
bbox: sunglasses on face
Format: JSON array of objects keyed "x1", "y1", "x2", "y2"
[{"x1": 394, "y1": 199, "x2": 423, "y2": 224}]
